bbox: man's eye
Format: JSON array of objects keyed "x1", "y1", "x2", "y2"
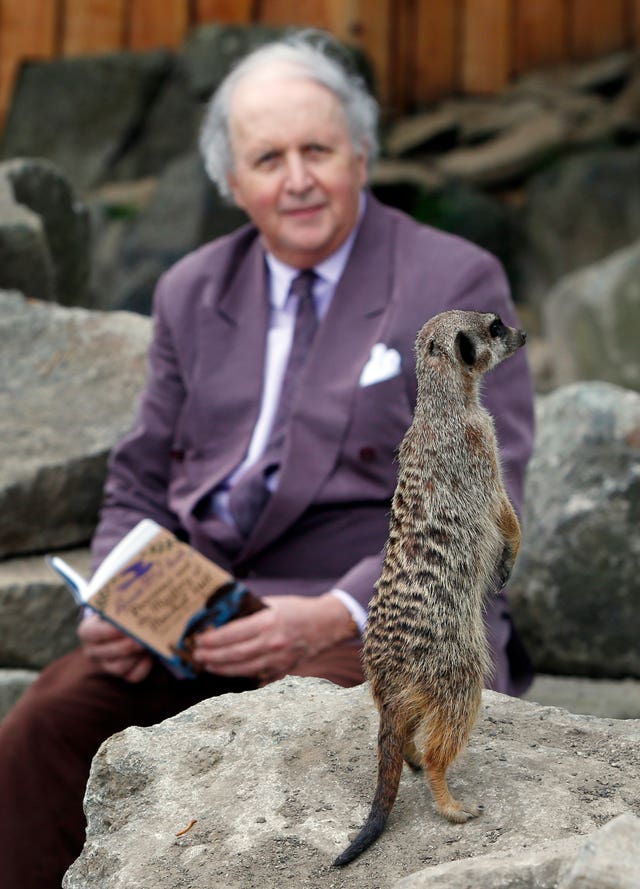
[
  {"x1": 305, "y1": 144, "x2": 329, "y2": 157},
  {"x1": 256, "y1": 152, "x2": 279, "y2": 168}
]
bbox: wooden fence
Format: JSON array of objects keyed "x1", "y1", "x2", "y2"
[{"x1": 1, "y1": 0, "x2": 640, "y2": 125}]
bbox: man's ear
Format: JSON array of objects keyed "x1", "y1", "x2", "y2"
[
  {"x1": 355, "y1": 143, "x2": 369, "y2": 187},
  {"x1": 455, "y1": 331, "x2": 476, "y2": 367}
]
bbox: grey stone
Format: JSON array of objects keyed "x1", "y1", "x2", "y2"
[
  {"x1": 1, "y1": 158, "x2": 91, "y2": 306},
  {"x1": 182, "y1": 23, "x2": 284, "y2": 99},
  {"x1": 510, "y1": 382, "x2": 640, "y2": 678},
  {"x1": 543, "y1": 240, "x2": 640, "y2": 393},
  {"x1": 0, "y1": 669, "x2": 38, "y2": 723},
  {"x1": 107, "y1": 57, "x2": 201, "y2": 184},
  {"x1": 525, "y1": 675, "x2": 640, "y2": 720},
  {"x1": 0, "y1": 291, "x2": 151, "y2": 557},
  {"x1": 516, "y1": 146, "x2": 640, "y2": 308},
  {"x1": 436, "y1": 111, "x2": 568, "y2": 187},
  {"x1": 64, "y1": 679, "x2": 640, "y2": 889},
  {"x1": 0, "y1": 549, "x2": 89, "y2": 669},
  {"x1": 89, "y1": 152, "x2": 246, "y2": 314},
  {"x1": 394, "y1": 840, "x2": 579, "y2": 888},
  {"x1": 385, "y1": 108, "x2": 459, "y2": 157},
  {"x1": 0, "y1": 51, "x2": 177, "y2": 192},
  {"x1": 558, "y1": 812, "x2": 640, "y2": 889},
  {"x1": 0, "y1": 186, "x2": 54, "y2": 301}
]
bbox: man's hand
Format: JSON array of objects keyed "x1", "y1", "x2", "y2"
[
  {"x1": 78, "y1": 612, "x2": 153, "y2": 683},
  {"x1": 191, "y1": 593, "x2": 357, "y2": 681}
]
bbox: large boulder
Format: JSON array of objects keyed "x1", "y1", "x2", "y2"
[
  {"x1": 64, "y1": 678, "x2": 640, "y2": 889},
  {"x1": 89, "y1": 152, "x2": 246, "y2": 313},
  {"x1": 0, "y1": 159, "x2": 91, "y2": 306},
  {"x1": 0, "y1": 291, "x2": 151, "y2": 557},
  {"x1": 0, "y1": 50, "x2": 195, "y2": 192},
  {"x1": 543, "y1": 240, "x2": 640, "y2": 392},
  {"x1": 516, "y1": 146, "x2": 640, "y2": 309},
  {"x1": 510, "y1": 382, "x2": 640, "y2": 678}
]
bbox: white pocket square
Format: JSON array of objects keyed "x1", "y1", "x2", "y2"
[{"x1": 359, "y1": 343, "x2": 402, "y2": 387}]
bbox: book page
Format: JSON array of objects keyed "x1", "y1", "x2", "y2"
[{"x1": 88, "y1": 527, "x2": 233, "y2": 661}]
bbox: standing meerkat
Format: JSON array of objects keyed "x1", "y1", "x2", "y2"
[{"x1": 334, "y1": 310, "x2": 526, "y2": 867}]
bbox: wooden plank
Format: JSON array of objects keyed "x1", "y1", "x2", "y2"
[
  {"x1": 61, "y1": 0, "x2": 125, "y2": 54},
  {"x1": 414, "y1": 0, "x2": 459, "y2": 105},
  {"x1": 257, "y1": 0, "x2": 331, "y2": 29},
  {"x1": 568, "y1": 0, "x2": 626, "y2": 58},
  {"x1": 128, "y1": 0, "x2": 189, "y2": 49},
  {"x1": 460, "y1": 0, "x2": 512, "y2": 94},
  {"x1": 348, "y1": 0, "x2": 392, "y2": 110},
  {"x1": 194, "y1": 0, "x2": 254, "y2": 23},
  {"x1": 626, "y1": 0, "x2": 640, "y2": 46},
  {"x1": 513, "y1": 0, "x2": 569, "y2": 74},
  {"x1": 386, "y1": 0, "x2": 414, "y2": 113},
  {"x1": 0, "y1": 0, "x2": 58, "y2": 124}
]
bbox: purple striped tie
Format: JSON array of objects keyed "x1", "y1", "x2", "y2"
[{"x1": 229, "y1": 270, "x2": 317, "y2": 536}]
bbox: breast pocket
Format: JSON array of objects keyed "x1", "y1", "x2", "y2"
[{"x1": 338, "y1": 373, "x2": 414, "y2": 489}]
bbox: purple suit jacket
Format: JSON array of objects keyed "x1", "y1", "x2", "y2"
[{"x1": 93, "y1": 195, "x2": 535, "y2": 693}]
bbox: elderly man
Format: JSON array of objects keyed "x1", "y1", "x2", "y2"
[{"x1": 0, "y1": 31, "x2": 534, "y2": 889}]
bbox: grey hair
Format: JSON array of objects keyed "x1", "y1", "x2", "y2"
[{"x1": 199, "y1": 30, "x2": 379, "y2": 200}]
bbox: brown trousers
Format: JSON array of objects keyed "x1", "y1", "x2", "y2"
[{"x1": 0, "y1": 642, "x2": 363, "y2": 889}]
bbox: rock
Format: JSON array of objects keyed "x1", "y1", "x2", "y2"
[
  {"x1": 64, "y1": 678, "x2": 640, "y2": 889},
  {"x1": 98, "y1": 152, "x2": 246, "y2": 314},
  {"x1": 516, "y1": 146, "x2": 640, "y2": 308},
  {"x1": 436, "y1": 111, "x2": 568, "y2": 187},
  {"x1": 525, "y1": 675, "x2": 640, "y2": 720},
  {"x1": 385, "y1": 108, "x2": 459, "y2": 157},
  {"x1": 394, "y1": 839, "x2": 579, "y2": 888},
  {"x1": 0, "y1": 183, "x2": 54, "y2": 301},
  {"x1": 0, "y1": 51, "x2": 181, "y2": 192},
  {"x1": 510, "y1": 382, "x2": 640, "y2": 678},
  {"x1": 182, "y1": 23, "x2": 284, "y2": 99},
  {"x1": 543, "y1": 240, "x2": 640, "y2": 392},
  {"x1": 0, "y1": 549, "x2": 89, "y2": 669},
  {"x1": 558, "y1": 812, "x2": 640, "y2": 889},
  {"x1": 0, "y1": 292, "x2": 151, "y2": 557},
  {"x1": 1, "y1": 159, "x2": 91, "y2": 306},
  {"x1": 0, "y1": 669, "x2": 39, "y2": 723}
]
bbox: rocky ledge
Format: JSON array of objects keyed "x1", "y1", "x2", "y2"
[{"x1": 64, "y1": 677, "x2": 640, "y2": 889}]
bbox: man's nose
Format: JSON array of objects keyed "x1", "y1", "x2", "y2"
[{"x1": 284, "y1": 153, "x2": 313, "y2": 192}]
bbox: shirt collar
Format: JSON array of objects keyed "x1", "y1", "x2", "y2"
[{"x1": 265, "y1": 191, "x2": 366, "y2": 310}]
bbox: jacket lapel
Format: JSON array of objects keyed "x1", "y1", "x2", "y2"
[
  {"x1": 238, "y1": 195, "x2": 396, "y2": 561},
  {"x1": 186, "y1": 235, "x2": 270, "y2": 511}
]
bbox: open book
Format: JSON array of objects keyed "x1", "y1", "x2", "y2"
[{"x1": 47, "y1": 519, "x2": 265, "y2": 678}]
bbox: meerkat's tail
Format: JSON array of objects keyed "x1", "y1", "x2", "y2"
[{"x1": 333, "y1": 704, "x2": 405, "y2": 867}]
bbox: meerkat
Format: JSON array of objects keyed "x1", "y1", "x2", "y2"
[{"x1": 334, "y1": 310, "x2": 526, "y2": 867}]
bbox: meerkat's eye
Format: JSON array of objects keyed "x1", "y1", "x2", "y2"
[{"x1": 489, "y1": 318, "x2": 506, "y2": 338}]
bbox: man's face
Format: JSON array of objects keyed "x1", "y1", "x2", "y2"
[{"x1": 227, "y1": 69, "x2": 368, "y2": 268}]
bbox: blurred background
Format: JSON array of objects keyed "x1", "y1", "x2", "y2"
[{"x1": 1, "y1": 1, "x2": 639, "y2": 721}]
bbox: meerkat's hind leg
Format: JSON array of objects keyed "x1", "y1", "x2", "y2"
[
  {"x1": 421, "y1": 693, "x2": 483, "y2": 823},
  {"x1": 402, "y1": 725, "x2": 423, "y2": 772}
]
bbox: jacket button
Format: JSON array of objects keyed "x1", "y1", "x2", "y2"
[{"x1": 359, "y1": 446, "x2": 377, "y2": 463}]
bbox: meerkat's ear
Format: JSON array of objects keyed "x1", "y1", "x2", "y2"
[{"x1": 455, "y1": 331, "x2": 477, "y2": 367}]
